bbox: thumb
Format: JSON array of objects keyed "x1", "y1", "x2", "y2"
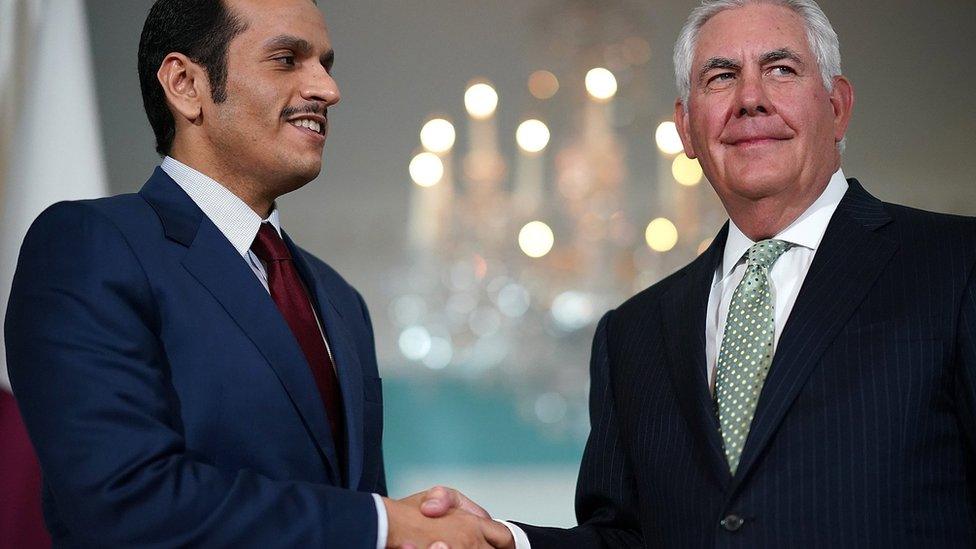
[
  {"x1": 420, "y1": 486, "x2": 491, "y2": 519},
  {"x1": 480, "y1": 519, "x2": 515, "y2": 549}
]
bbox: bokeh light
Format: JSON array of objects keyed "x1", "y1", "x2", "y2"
[
  {"x1": 516, "y1": 119, "x2": 551, "y2": 153},
  {"x1": 409, "y1": 152, "x2": 444, "y2": 187},
  {"x1": 622, "y1": 36, "x2": 651, "y2": 65},
  {"x1": 398, "y1": 325, "x2": 432, "y2": 361},
  {"x1": 419, "y1": 118, "x2": 456, "y2": 153},
  {"x1": 550, "y1": 291, "x2": 596, "y2": 331},
  {"x1": 422, "y1": 337, "x2": 454, "y2": 370},
  {"x1": 697, "y1": 238, "x2": 714, "y2": 255},
  {"x1": 672, "y1": 153, "x2": 704, "y2": 186},
  {"x1": 464, "y1": 82, "x2": 499, "y2": 119},
  {"x1": 528, "y1": 70, "x2": 560, "y2": 99},
  {"x1": 389, "y1": 294, "x2": 427, "y2": 326},
  {"x1": 585, "y1": 67, "x2": 618, "y2": 101},
  {"x1": 645, "y1": 217, "x2": 678, "y2": 252},
  {"x1": 518, "y1": 221, "x2": 555, "y2": 258},
  {"x1": 496, "y1": 283, "x2": 531, "y2": 318},
  {"x1": 655, "y1": 121, "x2": 684, "y2": 155}
]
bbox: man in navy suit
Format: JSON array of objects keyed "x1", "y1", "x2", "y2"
[
  {"x1": 4, "y1": 0, "x2": 509, "y2": 547},
  {"x1": 421, "y1": 0, "x2": 976, "y2": 546}
]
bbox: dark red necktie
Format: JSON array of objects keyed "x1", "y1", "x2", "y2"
[{"x1": 251, "y1": 223, "x2": 345, "y2": 457}]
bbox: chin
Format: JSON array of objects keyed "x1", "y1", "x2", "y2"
[
  {"x1": 285, "y1": 156, "x2": 323, "y2": 185},
  {"x1": 726, "y1": 169, "x2": 793, "y2": 200},
  {"x1": 299, "y1": 162, "x2": 323, "y2": 182},
  {"x1": 268, "y1": 168, "x2": 320, "y2": 200}
]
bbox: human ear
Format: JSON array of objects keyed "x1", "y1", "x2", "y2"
[
  {"x1": 828, "y1": 75, "x2": 855, "y2": 144},
  {"x1": 156, "y1": 53, "x2": 207, "y2": 124},
  {"x1": 673, "y1": 98, "x2": 697, "y2": 158}
]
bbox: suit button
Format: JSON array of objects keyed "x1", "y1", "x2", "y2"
[{"x1": 721, "y1": 514, "x2": 744, "y2": 531}]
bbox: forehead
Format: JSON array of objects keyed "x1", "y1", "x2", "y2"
[
  {"x1": 227, "y1": 0, "x2": 330, "y2": 49},
  {"x1": 695, "y1": 3, "x2": 811, "y2": 61}
]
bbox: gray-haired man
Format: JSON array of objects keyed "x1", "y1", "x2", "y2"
[{"x1": 418, "y1": 0, "x2": 976, "y2": 546}]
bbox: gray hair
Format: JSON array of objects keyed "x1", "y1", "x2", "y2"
[{"x1": 673, "y1": 0, "x2": 842, "y2": 107}]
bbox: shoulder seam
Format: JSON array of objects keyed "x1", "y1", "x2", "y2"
[{"x1": 71, "y1": 201, "x2": 163, "y2": 334}]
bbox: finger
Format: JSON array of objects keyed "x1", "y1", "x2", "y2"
[
  {"x1": 420, "y1": 486, "x2": 492, "y2": 519},
  {"x1": 480, "y1": 519, "x2": 515, "y2": 549},
  {"x1": 452, "y1": 492, "x2": 492, "y2": 520},
  {"x1": 419, "y1": 485, "x2": 455, "y2": 517},
  {"x1": 396, "y1": 490, "x2": 427, "y2": 508},
  {"x1": 428, "y1": 543, "x2": 449, "y2": 549}
]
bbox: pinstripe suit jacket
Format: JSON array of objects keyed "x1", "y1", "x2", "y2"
[{"x1": 518, "y1": 179, "x2": 976, "y2": 547}]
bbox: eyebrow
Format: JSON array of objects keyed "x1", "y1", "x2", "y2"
[
  {"x1": 263, "y1": 34, "x2": 335, "y2": 69},
  {"x1": 758, "y1": 48, "x2": 805, "y2": 67},
  {"x1": 698, "y1": 57, "x2": 741, "y2": 85}
]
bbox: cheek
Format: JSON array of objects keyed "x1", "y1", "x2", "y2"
[
  {"x1": 774, "y1": 88, "x2": 831, "y2": 133},
  {"x1": 226, "y1": 78, "x2": 281, "y2": 121},
  {"x1": 691, "y1": 105, "x2": 728, "y2": 146},
  {"x1": 691, "y1": 109, "x2": 727, "y2": 158}
]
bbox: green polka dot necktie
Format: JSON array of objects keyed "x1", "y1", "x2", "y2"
[{"x1": 715, "y1": 239, "x2": 793, "y2": 474}]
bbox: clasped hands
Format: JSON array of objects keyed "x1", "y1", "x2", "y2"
[{"x1": 383, "y1": 486, "x2": 514, "y2": 549}]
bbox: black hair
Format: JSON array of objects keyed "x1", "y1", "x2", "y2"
[{"x1": 137, "y1": 0, "x2": 248, "y2": 156}]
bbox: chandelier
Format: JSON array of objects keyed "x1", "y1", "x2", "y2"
[{"x1": 386, "y1": 0, "x2": 724, "y2": 441}]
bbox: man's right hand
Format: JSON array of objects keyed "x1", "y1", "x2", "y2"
[{"x1": 383, "y1": 495, "x2": 511, "y2": 549}]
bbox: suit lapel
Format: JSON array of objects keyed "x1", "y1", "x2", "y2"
[
  {"x1": 660, "y1": 224, "x2": 732, "y2": 490},
  {"x1": 731, "y1": 179, "x2": 897, "y2": 489},
  {"x1": 140, "y1": 170, "x2": 342, "y2": 482},
  {"x1": 285, "y1": 233, "x2": 366, "y2": 490}
]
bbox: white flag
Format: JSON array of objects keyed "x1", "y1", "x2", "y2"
[{"x1": 0, "y1": 0, "x2": 109, "y2": 390}]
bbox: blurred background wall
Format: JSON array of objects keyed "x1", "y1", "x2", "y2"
[{"x1": 3, "y1": 0, "x2": 974, "y2": 527}]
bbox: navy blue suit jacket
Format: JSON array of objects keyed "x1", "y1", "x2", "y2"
[
  {"x1": 519, "y1": 180, "x2": 976, "y2": 547},
  {"x1": 5, "y1": 169, "x2": 387, "y2": 547}
]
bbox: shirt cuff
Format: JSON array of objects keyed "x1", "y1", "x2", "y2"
[
  {"x1": 499, "y1": 520, "x2": 532, "y2": 549},
  {"x1": 372, "y1": 493, "x2": 388, "y2": 549}
]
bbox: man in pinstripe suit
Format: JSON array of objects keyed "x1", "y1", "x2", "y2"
[{"x1": 420, "y1": 0, "x2": 976, "y2": 546}]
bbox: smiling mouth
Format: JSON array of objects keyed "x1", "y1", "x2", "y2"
[
  {"x1": 289, "y1": 118, "x2": 325, "y2": 135},
  {"x1": 730, "y1": 136, "x2": 789, "y2": 147}
]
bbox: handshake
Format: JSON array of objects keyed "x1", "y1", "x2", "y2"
[{"x1": 382, "y1": 486, "x2": 516, "y2": 549}]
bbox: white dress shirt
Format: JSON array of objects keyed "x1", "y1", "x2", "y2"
[
  {"x1": 160, "y1": 157, "x2": 389, "y2": 549},
  {"x1": 506, "y1": 169, "x2": 848, "y2": 549},
  {"x1": 705, "y1": 169, "x2": 848, "y2": 392}
]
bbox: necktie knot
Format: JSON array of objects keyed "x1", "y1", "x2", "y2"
[
  {"x1": 251, "y1": 223, "x2": 291, "y2": 262},
  {"x1": 746, "y1": 239, "x2": 792, "y2": 271}
]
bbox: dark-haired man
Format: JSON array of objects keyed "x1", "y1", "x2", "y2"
[{"x1": 5, "y1": 0, "x2": 507, "y2": 547}]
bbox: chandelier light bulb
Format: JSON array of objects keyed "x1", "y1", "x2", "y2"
[
  {"x1": 672, "y1": 153, "x2": 704, "y2": 186},
  {"x1": 518, "y1": 221, "x2": 555, "y2": 258},
  {"x1": 464, "y1": 82, "x2": 499, "y2": 119},
  {"x1": 528, "y1": 70, "x2": 560, "y2": 99},
  {"x1": 409, "y1": 152, "x2": 444, "y2": 187},
  {"x1": 585, "y1": 67, "x2": 618, "y2": 101},
  {"x1": 420, "y1": 118, "x2": 456, "y2": 153},
  {"x1": 645, "y1": 217, "x2": 678, "y2": 252},
  {"x1": 655, "y1": 121, "x2": 684, "y2": 155},
  {"x1": 516, "y1": 119, "x2": 551, "y2": 153}
]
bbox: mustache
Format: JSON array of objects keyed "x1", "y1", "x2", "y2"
[{"x1": 281, "y1": 102, "x2": 329, "y2": 119}]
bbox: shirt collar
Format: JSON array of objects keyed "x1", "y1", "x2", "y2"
[
  {"x1": 719, "y1": 168, "x2": 849, "y2": 280},
  {"x1": 160, "y1": 156, "x2": 282, "y2": 257}
]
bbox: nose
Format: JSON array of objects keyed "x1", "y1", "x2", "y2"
[
  {"x1": 301, "y1": 66, "x2": 341, "y2": 107},
  {"x1": 735, "y1": 70, "x2": 770, "y2": 117}
]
